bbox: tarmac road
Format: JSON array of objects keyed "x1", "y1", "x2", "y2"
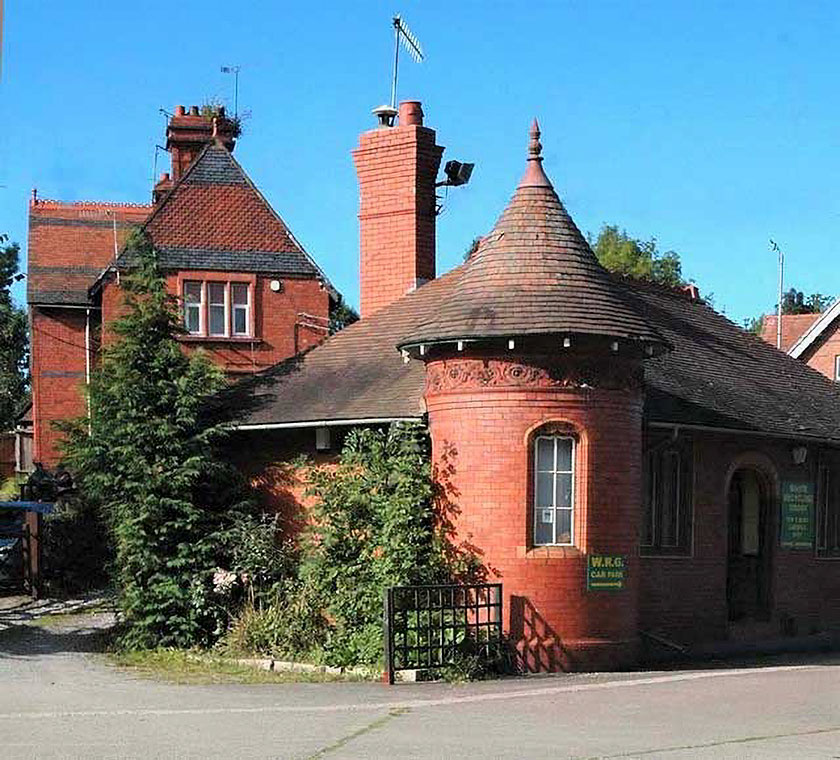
[{"x1": 1, "y1": 605, "x2": 838, "y2": 759}]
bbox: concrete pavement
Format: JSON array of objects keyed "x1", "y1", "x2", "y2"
[{"x1": 1, "y1": 607, "x2": 838, "y2": 759}]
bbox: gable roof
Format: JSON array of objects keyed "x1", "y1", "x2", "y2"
[
  {"x1": 27, "y1": 200, "x2": 152, "y2": 305},
  {"x1": 787, "y1": 299, "x2": 840, "y2": 359},
  {"x1": 400, "y1": 122, "x2": 665, "y2": 353},
  {"x1": 121, "y1": 143, "x2": 333, "y2": 289},
  {"x1": 227, "y1": 269, "x2": 840, "y2": 444},
  {"x1": 759, "y1": 313, "x2": 823, "y2": 353}
]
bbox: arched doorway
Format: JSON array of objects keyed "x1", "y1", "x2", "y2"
[{"x1": 727, "y1": 468, "x2": 774, "y2": 621}]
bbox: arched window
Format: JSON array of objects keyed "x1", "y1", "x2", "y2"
[{"x1": 533, "y1": 435, "x2": 576, "y2": 546}]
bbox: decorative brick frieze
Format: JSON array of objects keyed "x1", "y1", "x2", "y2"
[{"x1": 424, "y1": 357, "x2": 643, "y2": 395}]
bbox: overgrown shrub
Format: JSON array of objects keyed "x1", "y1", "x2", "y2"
[
  {"x1": 298, "y1": 421, "x2": 481, "y2": 666},
  {"x1": 42, "y1": 494, "x2": 111, "y2": 595},
  {"x1": 60, "y1": 232, "x2": 253, "y2": 650},
  {"x1": 221, "y1": 579, "x2": 329, "y2": 660}
]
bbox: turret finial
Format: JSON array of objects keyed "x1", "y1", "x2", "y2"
[
  {"x1": 529, "y1": 119, "x2": 542, "y2": 160},
  {"x1": 517, "y1": 118, "x2": 552, "y2": 189}
]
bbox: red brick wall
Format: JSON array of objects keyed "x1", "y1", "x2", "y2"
[
  {"x1": 639, "y1": 432, "x2": 840, "y2": 644},
  {"x1": 801, "y1": 324, "x2": 840, "y2": 381},
  {"x1": 33, "y1": 271, "x2": 328, "y2": 466},
  {"x1": 100, "y1": 273, "x2": 328, "y2": 374},
  {"x1": 30, "y1": 307, "x2": 89, "y2": 465},
  {"x1": 424, "y1": 355, "x2": 644, "y2": 671},
  {"x1": 353, "y1": 111, "x2": 444, "y2": 319}
]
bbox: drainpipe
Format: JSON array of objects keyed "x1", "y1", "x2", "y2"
[
  {"x1": 85, "y1": 308, "x2": 91, "y2": 386},
  {"x1": 85, "y1": 308, "x2": 92, "y2": 433}
]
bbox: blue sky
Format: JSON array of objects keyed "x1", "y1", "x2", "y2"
[{"x1": 2, "y1": 1, "x2": 839, "y2": 325}]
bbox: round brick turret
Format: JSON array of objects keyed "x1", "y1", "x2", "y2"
[
  {"x1": 399, "y1": 122, "x2": 669, "y2": 671},
  {"x1": 424, "y1": 350, "x2": 644, "y2": 670}
]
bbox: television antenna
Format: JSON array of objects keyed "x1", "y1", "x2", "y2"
[
  {"x1": 221, "y1": 65, "x2": 241, "y2": 118},
  {"x1": 770, "y1": 238, "x2": 784, "y2": 350},
  {"x1": 390, "y1": 15, "x2": 424, "y2": 109}
]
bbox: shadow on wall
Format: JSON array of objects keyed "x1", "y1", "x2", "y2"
[
  {"x1": 510, "y1": 595, "x2": 573, "y2": 673},
  {"x1": 432, "y1": 439, "x2": 498, "y2": 582},
  {"x1": 247, "y1": 460, "x2": 308, "y2": 539}
]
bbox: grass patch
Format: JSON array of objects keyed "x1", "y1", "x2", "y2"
[{"x1": 108, "y1": 649, "x2": 375, "y2": 685}]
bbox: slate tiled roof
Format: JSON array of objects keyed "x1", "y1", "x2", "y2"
[
  {"x1": 27, "y1": 201, "x2": 152, "y2": 305},
  {"x1": 399, "y1": 122, "x2": 665, "y2": 352},
  {"x1": 231, "y1": 273, "x2": 840, "y2": 444},
  {"x1": 624, "y1": 281, "x2": 840, "y2": 439},
  {"x1": 125, "y1": 143, "x2": 326, "y2": 282}
]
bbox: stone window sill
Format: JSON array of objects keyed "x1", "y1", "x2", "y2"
[
  {"x1": 179, "y1": 335, "x2": 263, "y2": 345},
  {"x1": 519, "y1": 545, "x2": 584, "y2": 560}
]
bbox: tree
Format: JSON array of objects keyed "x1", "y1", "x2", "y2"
[
  {"x1": 781, "y1": 288, "x2": 832, "y2": 315},
  {"x1": 329, "y1": 295, "x2": 359, "y2": 334},
  {"x1": 590, "y1": 225, "x2": 685, "y2": 287},
  {"x1": 0, "y1": 234, "x2": 28, "y2": 431},
  {"x1": 60, "y1": 231, "x2": 252, "y2": 649}
]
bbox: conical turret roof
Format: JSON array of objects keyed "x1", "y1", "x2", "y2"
[{"x1": 398, "y1": 121, "x2": 667, "y2": 353}]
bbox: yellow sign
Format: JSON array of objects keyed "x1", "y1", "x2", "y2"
[{"x1": 587, "y1": 554, "x2": 627, "y2": 591}]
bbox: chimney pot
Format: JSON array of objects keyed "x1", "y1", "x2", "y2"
[
  {"x1": 399, "y1": 100, "x2": 424, "y2": 126},
  {"x1": 189, "y1": 105, "x2": 200, "y2": 116},
  {"x1": 175, "y1": 105, "x2": 185, "y2": 116}
]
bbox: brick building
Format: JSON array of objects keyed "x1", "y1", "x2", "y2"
[
  {"x1": 26, "y1": 98, "x2": 840, "y2": 670},
  {"x1": 27, "y1": 105, "x2": 336, "y2": 465},
  {"x1": 227, "y1": 103, "x2": 840, "y2": 670},
  {"x1": 761, "y1": 306, "x2": 840, "y2": 381}
]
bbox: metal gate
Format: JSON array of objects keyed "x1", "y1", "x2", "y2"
[
  {"x1": 0, "y1": 511, "x2": 27, "y2": 594},
  {"x1": 383, "y1": 583, "x2": 503, "y2": 684}
]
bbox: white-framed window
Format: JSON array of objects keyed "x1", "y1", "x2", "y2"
[
  {"x1": 183, "y1": 281, "x2": 203, "y2": 335},
  {"x1": 207, "y1": 282, "x2": 227, "y2": 337},
  {"x1": 533, "y1": 435, "x2": 575, "y2": 546},
  {"x1": 181, "y1": 280, "x2": 253, "y2": 338},
  {"x1": 231, "y1": 283, "x2": 250, "y2": 336},
  {"x1": 834, "y1": 355, "x2": 840, "y2": 382}
]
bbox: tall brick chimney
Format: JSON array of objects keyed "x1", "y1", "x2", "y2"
[
  {"x1": 153, "y1": 105, "x2": 238, "y2": 202},
  {"x1": 352, "y1": 101, "x2": 444, "y2": 318}
]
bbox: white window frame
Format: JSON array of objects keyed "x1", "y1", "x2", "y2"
[
  {"x1": 834, "y1": 355, "x2": 840, "y2": 382},
  {"x1": 183, "y1": 281, "x2": 204, "y2": 335},
  {"x1": 181, "y1": 280, "x2": 253, "y2": 338},
  {"x1": 231, "y1": 282, "x2": 251, "y2": 337},
  {"x1": 533, "y1": 435, "x2": 576, "y2": 547},
  {"x1": 206, "y1": 282, "x2": 229, "y2": 337}
]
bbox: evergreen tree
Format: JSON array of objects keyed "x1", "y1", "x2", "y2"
[
  {"x1": 0, "y1": 234, "x2": 28, "y2": 431},
  {"x1": 61, "y1": 231, "x2": 251, "y2": 649}
]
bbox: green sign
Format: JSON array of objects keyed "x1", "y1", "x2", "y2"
[
  {"x1": 780, "y1": 481, "x2": 814, "y2": 549},
  {"x1": 587, "y1": 554, "x2": 627, "y2": 591}
]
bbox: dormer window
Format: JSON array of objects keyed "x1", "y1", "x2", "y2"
[{"x1": 181, "y1": 279, "x2": 253, "y2": 338}]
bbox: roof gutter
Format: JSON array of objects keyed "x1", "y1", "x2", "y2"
[
  {"x1": 229, "y1": 416, "x2": 422, "y2": 432},
  {"x1": 648, "y1": 421, "x2": 840, "y2": 447}
]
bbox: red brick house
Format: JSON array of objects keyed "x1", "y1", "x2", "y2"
[
  {"x1": 227, "y1": 103, "x2": 840, "y2": 670},
  {"x1": 27, "y1": 105, "x2": 336, "y2": 465},
  {"x1": 26, "y1": 97, "x2": 840, "y2": 670},
  {"x1": 761, "y1": 307, "x2": 840, "y2": 381}
]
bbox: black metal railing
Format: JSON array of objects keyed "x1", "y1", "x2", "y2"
[{"x1": 383, "y1": 583, "x2": 503, "y2": 684}]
